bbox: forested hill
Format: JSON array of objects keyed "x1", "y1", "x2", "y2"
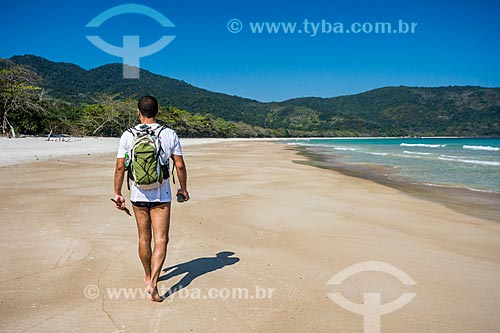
[
  {"x1": 5, "y1": 54, "x2": 500, "y2": 137},
  {"x1": 8, "y1": 55, "x2": 268, "y2": 126},
  {"x1": 270, "y1": 86, "x2": 500, "y2": 136}
]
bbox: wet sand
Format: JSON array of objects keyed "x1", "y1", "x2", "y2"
[{"x1": 291, "y1": 145, "x2": 500, "y2": 223}]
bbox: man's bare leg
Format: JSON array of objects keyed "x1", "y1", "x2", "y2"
[
  {"x1": 149, "y1": 203, "x2": 171, "y2": 302},
  {"x1": 132, "y1": 205, "x2": 154, "y2": 294}
]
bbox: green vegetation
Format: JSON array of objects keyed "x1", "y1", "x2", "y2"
[
  {"x1": 0, "y1": 63, "x2": 45, "y2": 136},
  {"x1": 1, "y1": 55, "x2": 499, "y2": 138},
  {"x1": 0, "y1": 57, "x2": 277, "y2": 138}
]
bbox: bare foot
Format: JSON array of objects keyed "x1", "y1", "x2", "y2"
[
  {"x1": 150, "y1": 286, "x2": 164, "y2": 302},
  {"x1": 144, "y1": 277, "x2": 154, "y2": 294}
]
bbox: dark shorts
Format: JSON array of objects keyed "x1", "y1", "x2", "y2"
[{"x1": 131, "y1": 201, "x2": 169, "y2": 208}]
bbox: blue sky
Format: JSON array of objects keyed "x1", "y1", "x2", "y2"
[{"x1": 1, "y1": 0, "x2": 499, "y2": 101}]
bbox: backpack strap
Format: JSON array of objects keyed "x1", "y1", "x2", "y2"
[
  {"x1": 156, "y1": 126, "x2": 177, "y2": 183},
  {"x1": 155, "y1": 126, "x2": 173, "y2": 182},
  {"x1": 153, "y1": 126, "x2": 166, "y2": 159},
  {"x1": 171, "y1": 160, "x2": 176, "y2": 184},
  {"x1": 156, "y1": 125, "x2": 166, "y2": 136},
  {"x1": 126, "y1": 127, "x2": 136, "y2": 136},
  {"x1": 153, "y1": 126, "x2": 177, "y2": 183}
]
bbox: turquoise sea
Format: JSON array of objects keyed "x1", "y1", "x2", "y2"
[{"x1": 288, "y1": 138, "x2": 500, "y2": 193}]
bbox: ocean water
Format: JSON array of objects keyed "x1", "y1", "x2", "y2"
[{"x1": 288, "y1": 138, "x2": 500, "y2": 193}]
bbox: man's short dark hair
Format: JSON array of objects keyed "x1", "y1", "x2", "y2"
[{"x1": 137, "y1": 95, "x2": 159, "y2": 118}]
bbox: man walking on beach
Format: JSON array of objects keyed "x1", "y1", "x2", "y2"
[{"x1": 113, "y1": 95, "x2": 189, "y2": 302}]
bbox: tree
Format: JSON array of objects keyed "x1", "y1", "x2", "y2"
[
  {"x1": 0, "y1": 60, "x2": 45, "y2": 137},
  {"x1": 79, "y1": 93, "x2": 136, "y2": 136}
]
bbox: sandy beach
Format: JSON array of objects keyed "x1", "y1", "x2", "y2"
[{"x1": 1, "y1": 138, "x2": 499, "y2": 332}]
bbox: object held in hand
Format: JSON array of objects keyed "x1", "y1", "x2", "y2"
[
  {"x1": 110, "y1": 198, "x2": 132, "y2": 216},
  {"x1": 176, "y1": 189, "x2": 185, "y2": 203}
]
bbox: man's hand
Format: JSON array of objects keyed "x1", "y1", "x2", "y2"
[
  {"x1": 172, "y1": 154, "x2": 188, "y2": 202},
  {"x1": 114, "y1": 158, "x2": 126, "y2": 208},
  {"x1": 176, "y1": 189, "x2": 190, "y2": 202},
  {"x1": 114, "y1": 194, "x2": 126, "y2": 210}
]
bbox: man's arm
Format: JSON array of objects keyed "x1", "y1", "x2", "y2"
[
  {"x1": 113, "y1": 158, "x2": 126, "y2": 209},
  {"x1": 172, "y1": 154, "x2": 189, "y2": 201}
]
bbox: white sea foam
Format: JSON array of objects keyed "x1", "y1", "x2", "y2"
[
  {"x1": 440, "y1": 154, "x2": 464, "y2": 159},
  {"x1": 286, "y1": 142, "x2": 313, "y2": 146},
  {"x1": 403, "y1": 151, "x2": 432, "y2": 155},
  {"x1": 395, "y1": 154, "x2": 423, "y2": 159},
  {"x1": 400, "y1": 143, "x2": 445, "y2": 148},
  {"x1": 366, "y1": 152, "x2": 388, "y2": 156},
  {"x1": 421, "y1": 183, "x2": 497, "y2": 193},
  {"x1": 438, "y1": 156, "x2": 500, "y2": 166},
  {"x1": 333, "y1": 147, "x2": 357, "y2": 151},
  {"x1": 464, "y1": 187, "x2": 498, "y2": 193},
  {"x1": 463, "y1": 145, "x2": 500, "y2": 151}
]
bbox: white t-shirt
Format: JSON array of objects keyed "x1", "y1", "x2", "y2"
[{"x1": 117, "y1": 124, "x2": 183, "y2": 203}]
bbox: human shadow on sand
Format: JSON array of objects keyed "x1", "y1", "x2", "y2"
[{"x1": 159, "y1": 251, "x2": 240, "y2": 299}]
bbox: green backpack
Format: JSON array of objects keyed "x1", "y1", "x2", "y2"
[{"x1": 126, "y1": 125, "x2": 169, "y2": 190}]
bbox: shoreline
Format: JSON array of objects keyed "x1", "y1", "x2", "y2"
[
  {"x1": 2, "y1": 135, "x2": 497, "y2": 222},
  {"x1": 289, "y1": 144, "x2": 500, "y2": 223}
]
